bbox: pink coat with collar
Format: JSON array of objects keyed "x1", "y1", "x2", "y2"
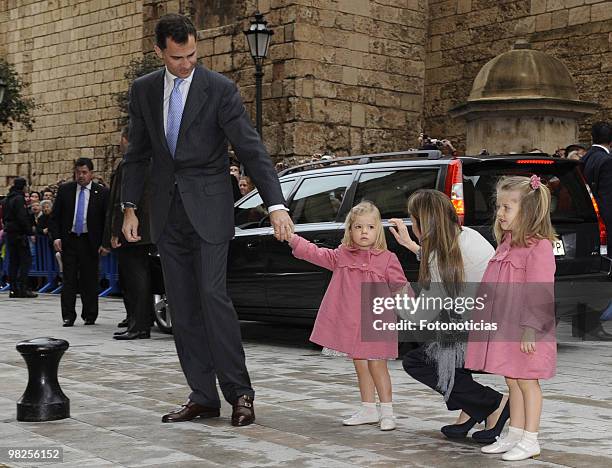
[
  {"x1": 290, "y1": 234, "x2": 408, "y2": 359},
  {"x1": 465, "y1": 235, "x2": 557, "y2": 379}
]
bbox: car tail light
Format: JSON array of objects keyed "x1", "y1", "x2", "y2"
[
  {"x1": 586, "y1": 185, "x2": 607, "y2": 255},
  {"x1": 445, "y1": 159, "x2": 464, "y2": 224},
  {"x1": 516, "y1": 159, "x2": 555, "y2": 164}
]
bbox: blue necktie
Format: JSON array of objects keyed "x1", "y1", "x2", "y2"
[
  {"x1": 74, "y1": 186, "x2": 85, "y2": 234},
  {"x1": 166, "y1": 78, "x2": 184, "y2": 157}
]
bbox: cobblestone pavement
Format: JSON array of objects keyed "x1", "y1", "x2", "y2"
[{"x1": 0, "y1": 294, "x2": 611, "y2": 467}]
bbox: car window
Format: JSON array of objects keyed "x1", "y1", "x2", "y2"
[
  {"x1": 289, "y1": 174, "x2": 353, "y2": 224},
  {"x1": 234, "y1": 179, "x2": 297, "y2": 229},
  {"x1": 353, "y1": 169, "x2": 439, "y2": 219},
  {"x1": 462, "y1": 162, "x2": 596, "y2": 225}
]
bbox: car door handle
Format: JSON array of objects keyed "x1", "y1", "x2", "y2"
[{"x1": 312, "y1": 239, "x2": 332, "y2": 247}]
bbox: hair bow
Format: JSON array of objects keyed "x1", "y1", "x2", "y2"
[{"x1": 530, "y1": 174, "x2": 541, "y2": 190}]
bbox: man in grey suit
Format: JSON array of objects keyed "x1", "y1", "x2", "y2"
[{"x1": 121, "y1": 14, "x2": 294, "y2": 426}]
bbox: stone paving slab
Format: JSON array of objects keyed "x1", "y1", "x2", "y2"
[{"x1": 0, "y1": 294, "x2": 611, "y2": 467}]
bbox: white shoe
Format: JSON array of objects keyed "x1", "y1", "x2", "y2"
[
  {"x1": 501, "y1": 439, "x2": 541, "y2": 461},
  {"x1": 342, "y1": 408, "x2": 379, "y2": 426},
  {"x1": 481, "y1": 434, "x2": 520, "y2": 454},
  {"x1": 380, "y1": 416, "x2": 396, "y2": 431}
]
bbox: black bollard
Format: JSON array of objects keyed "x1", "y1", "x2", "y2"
[{"x1": 16, "y1": 337, "x2": 70, "y2": 422}]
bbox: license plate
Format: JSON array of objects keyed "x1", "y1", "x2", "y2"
[{"x1": 553, "y1": 239, "x2": 565, "y2": 256}]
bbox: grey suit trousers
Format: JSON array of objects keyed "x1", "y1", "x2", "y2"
[{"x1": 157, "y1": 192, "x2": 253, "y2": 407}]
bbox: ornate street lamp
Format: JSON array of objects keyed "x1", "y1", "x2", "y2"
[
  {"x1": 243, "y1": 11, "x2": 274, "y2": 137},
  {"x1": 0, "y1": 77, "x2": 6, "y2": 104}
]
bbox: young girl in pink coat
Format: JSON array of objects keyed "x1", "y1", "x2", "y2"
[
  {"x1": 288, "y1": 201, "x2": 408, "y2": 431},
  {"x1": 465, "y1": 175, "x2": 557, "y2": 461}
]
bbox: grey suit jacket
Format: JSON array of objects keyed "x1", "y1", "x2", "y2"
[{"x1": 121, "y1": 65, "x2": 285, "y2": 243}]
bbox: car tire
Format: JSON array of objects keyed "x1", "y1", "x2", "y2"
[{"x1": 154, "y1": 293, "x2": 173, "y2": 334}]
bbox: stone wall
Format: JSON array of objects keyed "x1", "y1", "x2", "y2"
[
  {"x1": 425, "y1": 0, "x2": 612, "y2": 151},
  {"x1": 0, "y1": 0, "x2": 144, "y2": 190},
  {"x1": 140, "y1": 0, "x2": 428, "y2": 163},
  {"x1": 284, "y1": 0, "x2": 426, "y2": 160},
  {"x1": 190, "y1": 0, "x2": 300, "y2": 163}
]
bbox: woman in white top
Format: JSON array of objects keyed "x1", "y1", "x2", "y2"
[{"x1": 389, "y1": 189, "x2": 509, "y2": 444}]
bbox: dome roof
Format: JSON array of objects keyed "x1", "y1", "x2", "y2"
[{"x1": 468, "y1": 40, "x2": 578, "y2": 101}]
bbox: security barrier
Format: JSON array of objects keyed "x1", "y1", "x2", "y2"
[
  {"x1": 99, "y1": 250, "x2": 120, "y2": 297},
  {"x1": 31, "y1": 236, "x2": 57, "y2": 293},
  {"x1": 0, "y1": 243, "x2": 7, "y2": 292},
  {"x1": 0, "y1": 235, "x2": 120, "y2": 297}
]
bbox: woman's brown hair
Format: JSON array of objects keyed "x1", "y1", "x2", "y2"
[{"x1": 407, "y1": 190, "x2": 464, "y2": 296}]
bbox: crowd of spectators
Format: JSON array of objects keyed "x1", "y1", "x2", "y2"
[
  {"x1": 0, "y1": 181, "x2": 62, "y2": 294},
  {"x1": 4, "y1": 183, "x2": 61, "y2": 233},
  {"x1": 552, "y1": 143, "x2": 588, "y2": 160},
  {"x1": 0, "y1": 170, "x2": 112, "y2": 291}
]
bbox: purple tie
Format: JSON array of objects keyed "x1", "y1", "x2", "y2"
[
  {"x1": 166, "y1": 78, "x2": 184, "y2": 157},
  {"x1": 74, "y1": 186, "x2": 85, "y2": 234}
]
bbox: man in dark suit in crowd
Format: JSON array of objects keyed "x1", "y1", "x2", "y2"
[
  {"x1": 2, "y1": 177, "x2": 37, "y2": 298},
  {"x1": 49, "y1": 157, "x2": 110, "y2": 326},
  {"x1": 581, "y1": 121, "x2": 612, "y2": 341},
  {"x1": 35, "y1": 200, "x2": 52, "y2": 236},
  {"x1": 121, "y1": 14, "x2": 293, "y2": 427},
  {"x1": 103, "y1": 127, "x2": 154, "y2": 340}
]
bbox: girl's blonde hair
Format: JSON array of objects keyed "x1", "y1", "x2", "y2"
[
  {"x1": 493, "y1": 175, "x2": 557, "y2": 247},
  {"x1": 341, "y1": 201, "x2": 387, "y2": 250},
  {"x1": 407, "y1": 190, "x2": 464, "y2": 296}
]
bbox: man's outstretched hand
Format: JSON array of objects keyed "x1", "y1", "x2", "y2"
[{"x1": 270, "y1": 210, "x2": 294, "y2": 242}]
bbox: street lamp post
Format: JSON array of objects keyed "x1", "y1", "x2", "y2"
[
  {"x1": 243, "y1": 11, "x2": 273, "y2": 137},
  {"x1": 0, "y1": 77, "x2": 6, "y2": 104}
]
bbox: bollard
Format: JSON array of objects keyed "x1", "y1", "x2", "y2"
[{"x1": 16, "y1": 337, "x2": 70, "y2": 422}]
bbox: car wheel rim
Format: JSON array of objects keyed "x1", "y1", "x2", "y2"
[{"x1": 153, "y1": 294, "x2": 172, "y2": 329}]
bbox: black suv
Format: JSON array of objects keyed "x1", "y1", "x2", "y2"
[{"x1": 152, "y1": 150, "x2": 612, "y2": 333}]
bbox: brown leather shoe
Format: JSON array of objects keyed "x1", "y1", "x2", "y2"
[
  {"x1": 161, "y1": 400, "x2": 220, "y2": 423},
  {"x1": 232, "y1": 395, "x2": 255, "y2": 427}
]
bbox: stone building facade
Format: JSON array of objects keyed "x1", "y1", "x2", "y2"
[
  {"x1": 426, "y1": 0, "x2": 612, "y2": 146},
  {"x1": 0, "y1": 0, "x2": 610, "y2": 190},
  {"x1": 0, "y1": 0, "x2": 144, "y2": 190}
]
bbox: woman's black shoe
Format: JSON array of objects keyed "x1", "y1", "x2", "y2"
[
  {"x1": 472, "y1": 400, "x2": 510, "y2": 444},
  {"x1": 440, "y1": 416, "x2": 478, "y2": 439}
]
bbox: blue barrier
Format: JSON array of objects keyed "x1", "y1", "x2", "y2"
[
  {"x1": 0, "y1": 243, "x2": 9, "y2": 291},
  {"x1": 0, "y1": 234, "x2": 119, "y2": 297},
  {"x1": 30, "y1": 236, "x2": 59, "y2": 292},
  {"x1": 99, "y1": 251, "x2": 120, "y2": 296}
]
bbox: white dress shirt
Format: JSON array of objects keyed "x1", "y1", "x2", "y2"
[
  {"x1": 162, "y1": 67, "x2": 287, "y2": 214},
  {"x1": 72, "y1": 181, "x2": 92, "y2": 233},
  {"x1": 406, "y1": 227, "x2": 495, "y2": 323},
  {"x1": 592, "y1": 144, "x2": 610, "y2": 154},
  {"x1": 163, "y1": 68, "x2": 194, "y2": 136}
]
